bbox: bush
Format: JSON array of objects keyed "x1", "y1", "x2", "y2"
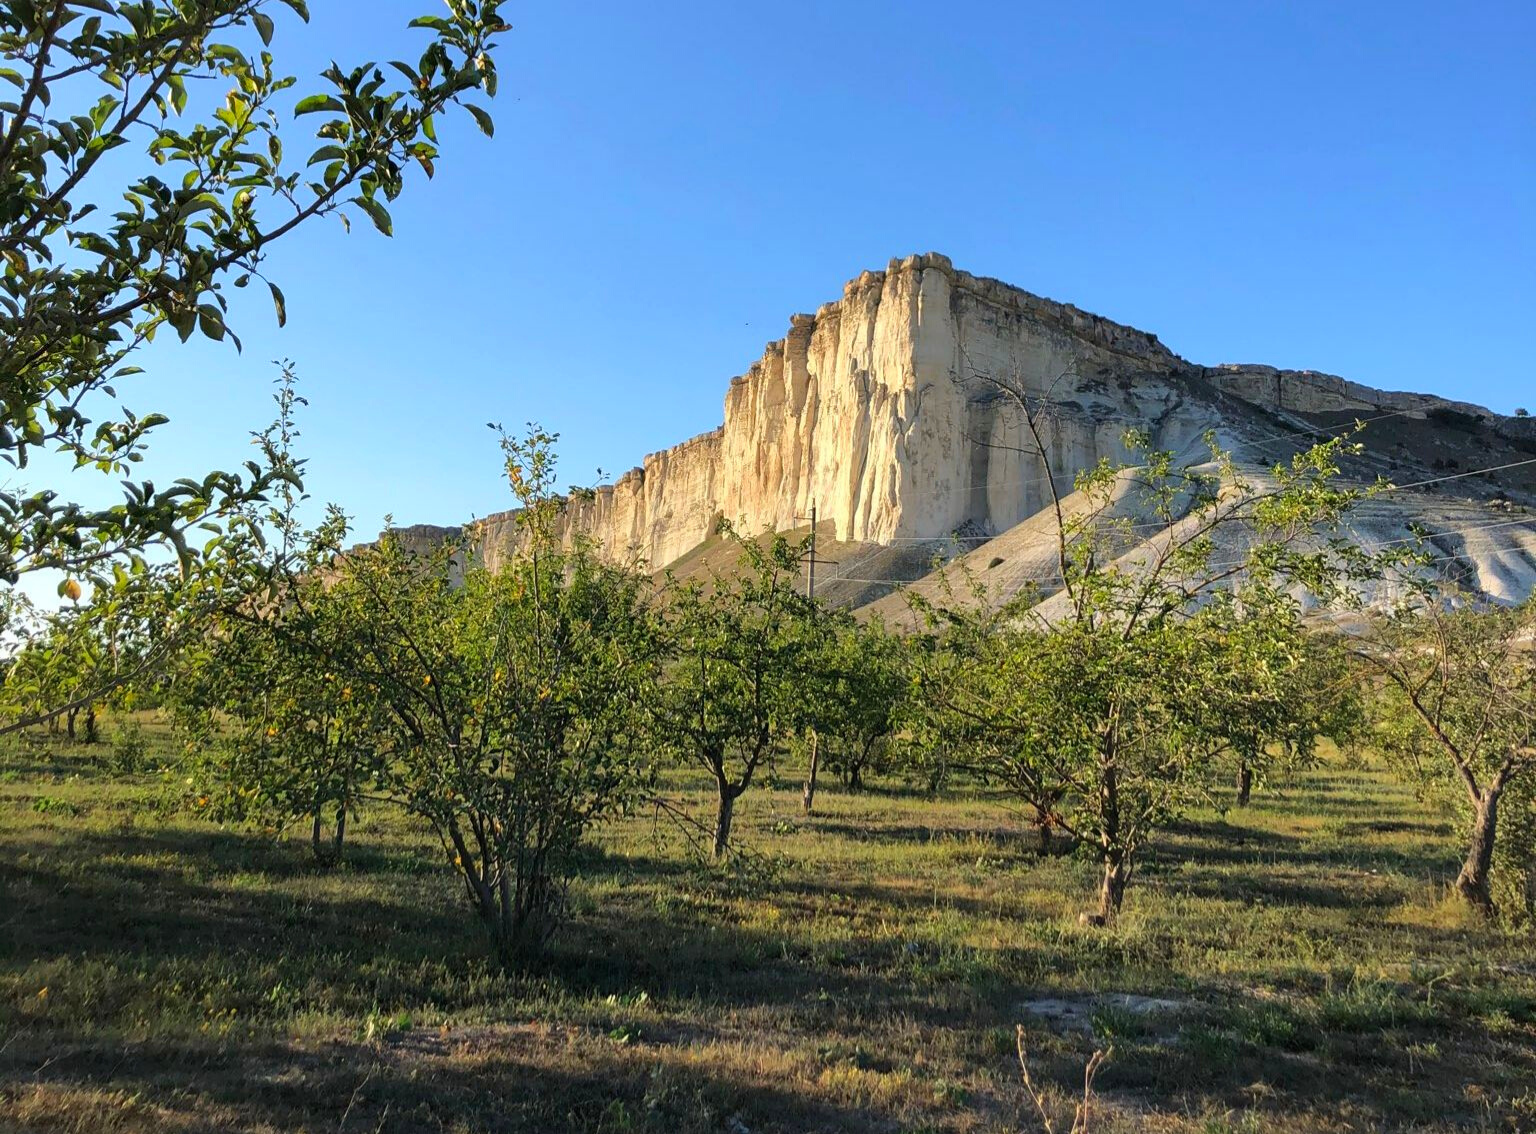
[
  {"x1": 108, "y1": 724, "x2": 151, "y2": 774},
  {"x1": 335, "y1": 428, "x2": 658, "y2": 967}
]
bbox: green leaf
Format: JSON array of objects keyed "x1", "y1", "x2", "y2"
[
  {"x1": 352, "y1": 196, "x2": 392, "y2": 237},
  {"x1": 465, "y1": 104, "x2": 494, "y2": 137},
  {"x1": 268, "y1": 281, "x2": 287, "y2": 328},
  {"x1": 197, "y1": 304, "x2": 227, "y2": 342},
  {"x1": 253, "y1": 11, "x2": 275, "y2": 46},
  {"x1": 294, "y1": 94, "x2": 345, "y2": 116},
  {"x1": 169, "y1": 307, "x2": 196, "y2": 343},
  {"x1": 281, "y1": 0, "x2": 310, "y2": 21}
]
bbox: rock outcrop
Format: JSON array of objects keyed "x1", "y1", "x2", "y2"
[
  {"x1": 438, "y1": 253, "x2": 1534, "y2": 605},
  {"x1": 478, "y1": 254, "x2": 1218, "y2": 569}
]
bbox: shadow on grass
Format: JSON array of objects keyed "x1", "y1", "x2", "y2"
[
  {"x1": 4, "y1": 798, "x2": 1529, "y2": 1133},
  {"x1": 0, "y1": 1030, "x2": 936, "y2": 1134},
  {"x1": 1155, "y1": 817, "x2": 1459, "y2": 881}
]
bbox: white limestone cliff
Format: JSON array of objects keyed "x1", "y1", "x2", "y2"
[
  {"x1": 476, "y1": 253, "x2": 1222, "y2": 569},
  {"x1": 462, "y1": 253, "x2": 1532, "y2": 597}
]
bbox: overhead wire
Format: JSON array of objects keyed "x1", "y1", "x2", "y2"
[
  {"x1": 805, "y1": 364, "x2": 1534, "y2": 589},
  {"x1": 813, "y1": 488, "x2": 1536, "y2": 591}
]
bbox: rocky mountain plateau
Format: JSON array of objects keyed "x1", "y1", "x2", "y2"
[{"x1": 397, "y1": 253, "x2": 1536, "y2": 613}]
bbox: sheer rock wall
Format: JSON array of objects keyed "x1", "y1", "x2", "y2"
[
  {"x1": 476, "y1": 254, "x2": 1214, "y2": 569},
  {"x1": 465, "y1": 253, "x2": 1527, "y2": 574}
]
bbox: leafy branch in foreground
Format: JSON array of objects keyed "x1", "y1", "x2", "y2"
[
  {"x1": 0, "y1": 361, "x2": 314, "y2": 738},
  {"x1": 0, "y1": 0, "x2": 507, "y2": 582}
]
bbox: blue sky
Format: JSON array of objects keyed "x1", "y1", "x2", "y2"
[{"x1": 81, "y1": 0, "x2": 1536, "y2": 545}]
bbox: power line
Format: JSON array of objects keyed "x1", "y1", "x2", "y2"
[
  {"x1": 816, "y1": 508, "x2": 1536, "y2": 592},
  {"x1": 864, "y1": 415, "x2": 1528, "y2": 522},
  {"x1": 808, "y1": 367, "x2": 1534, "y2": 591},
  {"x1": 825, "y1": 498, "x2": 1535, "y2": 569},
  {"x1": 849, "y1": 448, "x2": 1536, "y2": 549},
  {"x1": 1389, "y1": 457, "x2": 1536, "y2": 491}
]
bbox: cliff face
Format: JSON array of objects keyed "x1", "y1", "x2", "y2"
[
  {"x1": 477, "y1": 253, "x2": 1222, "y2": 569},
  {"x1": 464, "y1": 252, "x2": 1532, "y2": 581}
]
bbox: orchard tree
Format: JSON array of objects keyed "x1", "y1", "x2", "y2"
[
  {"x1": 162, "y1": 365, "x2": 385, "y2": 861},
  {"x1": 0, "y1": 0, "x2": 507, "y2": 725},
  {"x1": 1354, "y1": 600, "x2": 1536, "y2": 918},
  {"x1": 1, "y1": 544, "x2": 198, "y2": 738},
  {"x1": 170, "y1": 510, "x2": 387, "y2": 863},
  {"x1": 339, "y1": 427, "x2": 657, "y2": 966},
  {"x1": 2, "y1": 599, "x2": 101, "y2": 739},
  {"x1": 1227, "y1": 631, "x2": 1362, "y2": 807},
  {"x1": 911, "y1": 604, "x2": 1075, "y2": 853},
  {"x1": 656, "y1": 526, "x2": 821, "y2": 857},
  {"x1": 923, "y1": 374, "x2": 1376, "y2": 921},
  {"x1": 809, "y1": 614, "x2": 910, "y2": 800}
]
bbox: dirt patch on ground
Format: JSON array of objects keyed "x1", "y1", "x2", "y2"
[{"x1": 1018, "y1": 994, "x2": 1195, "y2": 1037}]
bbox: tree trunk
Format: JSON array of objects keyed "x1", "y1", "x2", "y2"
[
  {"x1": 311, "y1": 808, "x2": 325, "y2": 863},
  {"x1": 1094, "y1": 754, "x2": 1125, "y2": 922},
  {"x1": 802, "y1": 731, "x2": 819, "y2": 816},
  {"x1": 65, "y1": 709, "x2": 76, "y2": 742},
  {"x1": 1097, "y1": 852, "x2": 1131, "y2": 923},
  {"x1": 1455, "y1": 790, "x2": 1500, "y2": 917},
  {"x1": 1235, "y1": 762, "x2": 1253, "y2": 807},
  {"x1": 712, "y1": 786, "x2": 736, "y2": 859},
  {"x1": 83, "y1": 706, "x2": 98, "y2": 745},
  {"x1": 332, "y1": 799, "x2": 347, "y2": 860}
]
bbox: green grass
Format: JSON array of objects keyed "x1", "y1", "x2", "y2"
[{"x1": 1, "y1": 729, "x2": 1534, "y2": 1132}]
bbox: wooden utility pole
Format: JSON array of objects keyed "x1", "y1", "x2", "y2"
[
  {"x1": 806, "y1": 501, "x2": 816, "y2": 601},
  {"x1": 802, "y1": 501, "x2": 820, "y2": 816}
]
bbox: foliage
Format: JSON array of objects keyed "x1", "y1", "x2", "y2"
[
  {"x1": 1356, "y1": 599, "x2": 1536, "y2": 918},
  {"x1": 809, "y1": 614, "x2": 911, "y2": 792},
  {"x1": 0, "y1": 0, "x2": 507, "y2": 582},
  {"x1": 0, "y1": 1, "x2": 507, "y2": 743},
  {"x1": 160, "y1": 364, "x2": 379, "y2": 857},
  {"x1": 170, "y1": 523, "x2": 386, "y2": 861},
  {"x1": 914, "y1": 402, "x2": 1375, "y2": 920},
  {"x1": 0, "y1": 545, "x2": 205, "y2": 738},
  {"x1": 654, "y1": 525, "x2": 823, "y2": 857},
  {"x1": 333, "y1": 426, "x2": 658, "y2": 965},
  {"x1": 1209, "y1": 621, "x2": 1363, "y2": 806}
]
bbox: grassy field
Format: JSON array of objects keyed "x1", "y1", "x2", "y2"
[{"x1": 2, "y1": 727, "x2": 1534, "y2": 1133}]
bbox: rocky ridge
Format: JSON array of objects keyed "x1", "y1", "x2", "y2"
[{"x1": 402, "y1": 254, "x2": 1536, "y2": 608}]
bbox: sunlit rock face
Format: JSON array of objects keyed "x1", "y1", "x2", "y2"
[
  {"x1": 476, "y1": 254, "x2": 1225, "y2": 568},
  {"x1": 455, "y1": 253, "x2": 1534, "y2": 605}
]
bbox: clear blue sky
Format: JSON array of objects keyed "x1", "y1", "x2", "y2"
[{"x1": 108, "y1": 0, "x2": 1536, "y2": 543}]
